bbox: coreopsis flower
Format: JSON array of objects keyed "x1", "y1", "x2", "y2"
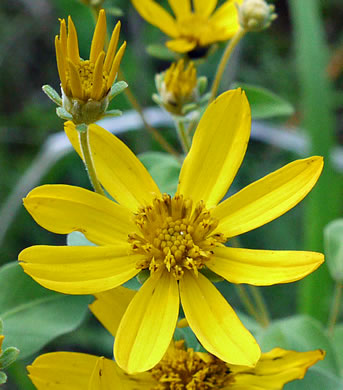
[
  {"x1": 27, "y1": 342, "x2": 324, "y2": 389},
  {"x1": 19, "y1": 89, "x2": 324, "y2": 373},
  {"x1": 154, "y1": 59, "x2": 201, "y2": 115},
  {"x1": 54, "y1": 9, "x2": 126, "y2": 124},
  {"x1": 131, "y1": 0, "x2": 243, "y2": 55}
]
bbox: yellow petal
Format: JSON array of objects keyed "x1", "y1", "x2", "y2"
[
  {"x1": 193, "y1": 0, "x2": 218, "y2": 17},
  {"x1": 228, "y1": 348, "x2": 325, "y2": 389},
  {"x1": 131, "y1": 0, "x2": 179, "y2": 38},
  {"x1": 213, "y1": 156, "x2": 324, "y2": 238},
  {"x1": 179, "y1": 271, "x2": 260, "y2": 366},
  {"x1": 107, "y1": 41, "x2": 126, "y2": 89},
  {"x1": 104, "y1": 21, "x2": 121, "y2": 73},
  {"x1": 167, "y1": 0, "x2": 191, "y2": 19},
  {"x1": 59, "y1": 18, "x2": 67, "y2": 58},
  {"x1": 210, "y1": 0, "x2": 242, "y2": 34},
  {"x1": 90, "y1": 9, "x2": 106, "y2": 64},
  {"x1": 23, "y1": 184, "x2": 136, "y2": 245},
  {"x1": 28, "y1": 352, "x2": 98, "y2": 389},
  {"x1": 178, "y1": 89, "x2": 251, "y2": 208},
  {"x1": 67, "y1": 59, "x2": 83, "y2": 100},
  {"x1": 64, "y1": 121, "x2": 82, "y2": 157},
  {"x1": 19, "y1": 244, "x2": 141, "y2": 294},
  {"x1": 88, "y1": 124, "x2": 161, "y2": 212},
  {"x1": 207, "y1": 247, "x2": 324, "y2": 286},
  {"x1": 90, "y1": 286, "x2": 136, "y2": 337},
  {"x1": 55, "y1": 36, "x2": 67, "y2": 92},
  {"x1": 91, "y1": 51, "x2": 106, "y2": 100},
  {"x1": 166, "y1": 38, "x2": 197, "y2": 53},
  {"x1": 67, "y1": 16, "x2": 80, "y2": 66},
  {"x1": 114, "y1": 271, "x2": 179, "y2": 374}
]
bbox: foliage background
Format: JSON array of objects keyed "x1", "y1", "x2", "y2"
[{"x1": 0, "y1": 0, "x2": 343, "y2": 388}]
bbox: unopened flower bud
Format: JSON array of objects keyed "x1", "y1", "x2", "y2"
[{"x1": 238, "y1": 0, "x2": 277, "y2": 32}]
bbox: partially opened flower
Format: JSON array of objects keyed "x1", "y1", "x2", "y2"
[
  {"x1": 19, "y1": 89, "x2": 324, "y2": 373},
  {"x1": 27, "y1": 342, "x2": 324, "y2": 389},
  {"x1": 131, "y1": 0, "x2": 242, "y2": 54},
  {"x1": 53, "y1": 9, "x2": 126, "y2": 124}
]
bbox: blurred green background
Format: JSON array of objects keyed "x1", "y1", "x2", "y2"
[{"x1": 1, "y1": 0, "x2": 343, "y2": 388}]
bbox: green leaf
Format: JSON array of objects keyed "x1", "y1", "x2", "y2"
[
  {"x1": 42, "y1": 85, "x2": 62, "y2": 106},
  {"x1": 0, "y1": 371, "x2": 7, "y2": 384},
  {"x1": 0, "y1": 262, "x2": 92, "y2": 360},
  {"x1": 324, "y1": 219, "x2": 343, "y2": 282},
  {"x1": 139, "y1": 152, "x2": 181, "y2": 195},
  {"x1": 67, "y1": 231, "x2": 95, "y2": 246},
  {"x1": 174, "y1": 326, "x2": 203, "y2": 352},
  {"x1": 108, "y1": 81, "x2": 128, "y2": 101},
  {"x1": 332, "y1": 324, "x2": 343, "y2": 376},
  {"x1": 234, "y1": 82, "x2": 295, "y2": 119},
  {"x1": 146, "y1": 44, "x2": 176, "y2": 61},
  {"x1": 256, "y1": 315, "x2": 340, "y2": 375},
  {"x1": 0, "y1": 347, "x2": 20, "y2": 369},
  {"x1": 285, "y1": 367, "x2": 343, "y2": 390}
]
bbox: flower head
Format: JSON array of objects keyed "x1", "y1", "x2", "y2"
[
  {"x1": 19, "y1": 89, "x2": 324, "y2": 373},
  {"x1": 131, "y1": 0, "x2": 243, "y2": 55},
  {"x1": 55, "y1": 9, "x2": 126, "y2": 123},
  {"x1": 28, "y1": 340, "x2": 324, "y2": 389},
  {"x1": 154, "y1": 59, "x2": 200, "y2": 115},
  {"x1": 238, "y1": 0, "x2": 277, "y2": 32}
]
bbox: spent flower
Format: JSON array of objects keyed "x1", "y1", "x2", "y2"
[
  {"x1": 44, "y1": 9, "x2": 127, "y2": 124},
  {"x1": 131, "y1": 0, "x2": 243, "y2": 55},
  {"x1": 238, "y1": 0, "x2": 277, "y2": 32},
  {"x1": 19, "y1": 89, "x2": 324, "y2": 373}
]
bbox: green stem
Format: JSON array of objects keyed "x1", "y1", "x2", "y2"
[
  {"x1": 289, "y1": 0, "x2": 341, "y2": 322},
  {"x1": 209, "y1": 27, "x2": 246, "y2": 103},
  {"x1": 79, "y1": 130, "x2": 105, "y2": 195},
  {"x1": 235, "y1": 285, "x2": 264, "y2": 326},
  {"x1": 176, "y1": 120, "x2": 191, "y2": 153},
  {"x1": 248, "y1": 285, "x2": 270, "y2": 328},
  {"x1": 328, "y1": 282, "x2": 342, "y2": 336}
]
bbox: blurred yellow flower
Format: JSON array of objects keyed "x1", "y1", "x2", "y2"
[
  {"x1": 131, "y1": 0, "x2": 243, "y2": 54},
  {"x1": 28, "y1": 341, "x2": 324, "y2": 389},
  {"x1": 55, "y1": 9, "x2": 126, "y2": 123},
  {"x1": 19, "y1": 89, "x2": 324, "y2": 373}
]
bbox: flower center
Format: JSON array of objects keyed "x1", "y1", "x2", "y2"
[
  {"x1": 66, "y1": 60, "x2": 109, "y2": 100},
  {"x1": 129, "y1": 194, "x2": 225, "y2": 280},
  {"x1": 150, "y1": 341, "x2": 232, "y2": 389}
]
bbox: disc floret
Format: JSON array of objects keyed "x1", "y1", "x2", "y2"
[{"x1": 129, "y1": 194, "x2": 226, "y2": 280}]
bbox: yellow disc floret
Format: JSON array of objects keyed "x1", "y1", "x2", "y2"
[
  {"x1": 150, "y1": 340, "x2": 232, "y2": 390},
  {"x1": 129, "y1": 194, "x2": 225, "y2": 280}
]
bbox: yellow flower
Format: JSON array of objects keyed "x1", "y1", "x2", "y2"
[
  {"x1": 19, "y1": 89, "x2": 324, "y2": 373},
  {"x1": 155, "y1": 59, "x2": 198, "y2": 115},
  {"x1": 55, "y1": 9, "x2": 126, "y2": 123},
  {"x1": 28, "y1": 335, "x2": 324, "y2": 389},
  {"x1": 131, "y1": 0, "x2": 243, "y2": 54}
]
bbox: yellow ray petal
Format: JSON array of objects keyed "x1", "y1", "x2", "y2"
[
  {"x1": 228, "y1": 348, "x2": 325, "y2": 389},
  {"x1": 67, "y1": 16, "x2": 80, "y2": 66},
  {"x1": 131, "y1": 0, "x2": 179, "y2": 38},
  {"x1": 207, "y1": 247, "x2": 324, "y2": 286},
  {"x1": 19, "y1": 244, "x2": 141, "y2": 294},
  {"x1": 23, "y1": 184, "x2": 136, "y2": 245},
  {"x1": 104, "y1": 21, "x2": 121, "y2": 73},
  {"x1": 107, "y1": 41, "x2": 126, "y2": 89},
  {"x1": 91, "y1": 51, "x2": 106, "y2": 100},
  {"x1": 90, "y1": 287, "x2": 136, "y2": 337},
  {"x1": 210, "y1": 0, "x2": 242, "y2": 33},
  {"x1": 28, "y1": 352, "x2": 98, "y2": 390},
  {"x1": 88, "y1": 124, "x2": 161, "y2": 212},
  {"x1": 55, "y1": 36, "x2": 67, "y2": 92},
  {"x1": 213, "y1": 156, "x2": 324, "y2": 238},
  {"x1": 193, "y1": 0, "x2": 218, "y2": 17},
  {"x1": 166, "y1": 38, "x2": 197, "y2": 53},
  {"x1": 64, "y1": 121, "x2": 82, "y2": 157},
  {"x1": 179, "y1": 271, "x2": 260, "y2": 366},
  {"x1": 167, "y1": 0, "x2": 191, "y2": 19},
  {"x1": 59, "y1": 18, "x2": 68, "y2": 58},
  {"x1": 114, "y1": 271, "x2": 179, "y2": 374},
  {"x1": 178, "y1": 89, "x2": 251, "y2": 208},
  {"x1": 67, "y1": 59, "x2": 83, "y2": 100},
  {"x1": 90, "y1": 9, "x2": 106, "y2": 64}
]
